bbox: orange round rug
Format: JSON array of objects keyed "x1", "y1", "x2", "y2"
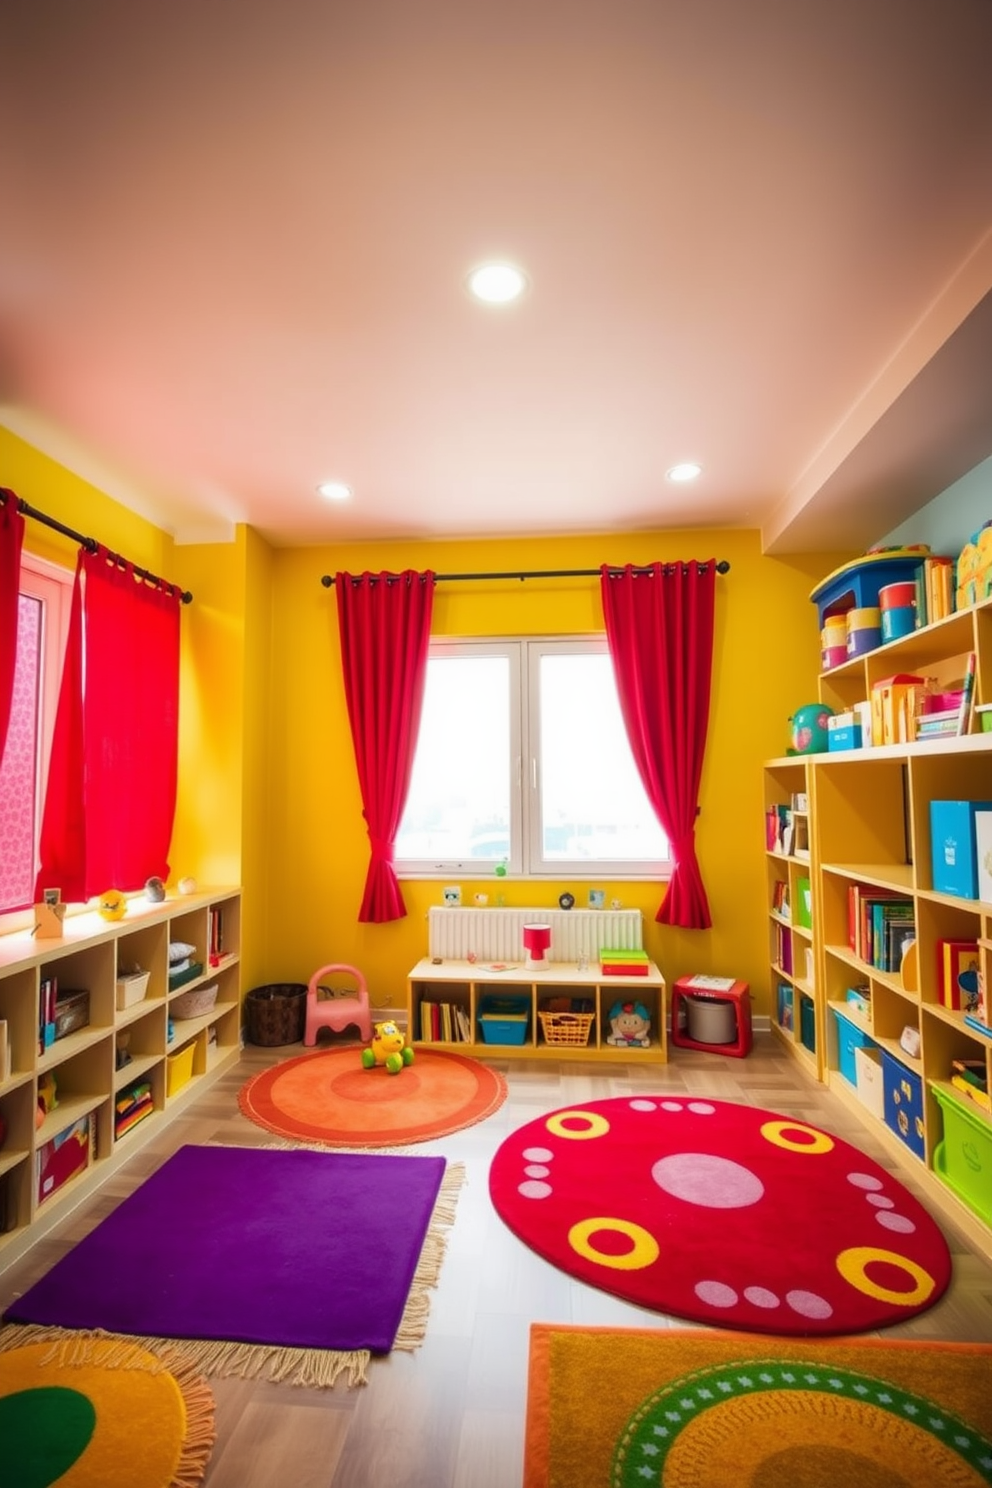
[{"x1": 238, "y1": 1046, "x2": 507, "y2": 1146}]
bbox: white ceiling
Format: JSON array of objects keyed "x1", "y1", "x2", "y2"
[{"x1": 1, "y1": 0, "x2": 991, "y2": 554}]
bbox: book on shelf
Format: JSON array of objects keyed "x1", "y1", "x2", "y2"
[
  {"x1": 914, "y1": 709, "x2": 960, "y2": 739},
  {"x1": 454, "y1": 1005, "x2": 472, "y2": 1042},
  {"x1": 937, "y1": 939, "x2": 980, "y2": 1012},
  {"x1": 956, "y1": 651, "x2": 977, "y2": 736},
  {"x1": 38, "y1": 975, "x2": 57, "y2": 1054},
  {"x1": 765, "y1": 804, "x2": 797, "y2": 855},
  {"x1": 914, "y1": 555, "x2": 954, "y2": 628},
  {"x1": 776, "y1": 982, "x2": 794, "y2": 1030},
  {"x1": 776, "y1": 924, "x2": 793, "y2": 976},
  {"x1": 0, "y1": 1019, "x2": 9, "y2": 1082},
  {"x1": 208, "y1": 905, "x2": 224, "y2": 964},
  {"x1": 846, "y1": 886, "x2": 914, "y2": 968},
  {"x1": 964, "y1": 1013, "x2": 992, "y2": 1040}
]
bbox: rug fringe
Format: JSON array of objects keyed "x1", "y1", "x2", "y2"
[
  {"x1": 0, "y1": 1322, "x2": 371, "y2": 1389},
  {"x1": 0, "y1": 1161, "x2": 465, "y2": 1389},
  {"x1": 392, "y1": 1162, "x2": 465, "y2": 1354}
]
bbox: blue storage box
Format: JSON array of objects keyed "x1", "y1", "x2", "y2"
[
  {"x1": 882, "y1": 1049, "x2": 925, "y2": 1158},
  {"x1": 478, "y1": 994, "x2": 530, "y2": 1045},
  {"x1": 930, "y1": 800, "x2": 992, "y2": 899},
  {"x1": 827, "y1": 724, "x2": 863, "y2": 751},
  {"x1": 831, "y1": 1007, "x2": 876, "y2": 1087}
]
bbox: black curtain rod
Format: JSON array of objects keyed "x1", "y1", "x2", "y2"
[
  {"x1": 321, "y1": 560, "x2": 730, "y2": 588},
  {"x1": 1, "y1": 488, "x2": 193, "y2": 603}
]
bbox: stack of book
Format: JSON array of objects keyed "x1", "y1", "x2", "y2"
[
  {"x1": 914, "y1": 705, "x2": 961, "y2": 740},
  {"x1": 600, "y1": 949, "x2": 649, "y2": 976}
]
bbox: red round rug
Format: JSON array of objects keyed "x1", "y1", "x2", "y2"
[
  {"x1": 239, "y1": 1046, "x2": 507, "y2": 1147},
  {"x1": 489, "y1": 1096, "x2": 952, "y2": 1336}
]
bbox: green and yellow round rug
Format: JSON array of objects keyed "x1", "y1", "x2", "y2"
[
  {"x1": 524, "y1": 1326, "x2": 992, "y2": 1488},
  {"x1": 0, "y1": 1333, "x2": 215, "y2": 1488},
  {"x1": 613, "y1": 1358, "x2": 992, "y2": 1486}
]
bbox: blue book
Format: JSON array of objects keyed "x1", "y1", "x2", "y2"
[{"x1": 964, "y1": 1013, "x2": 992, "y2": 1039}]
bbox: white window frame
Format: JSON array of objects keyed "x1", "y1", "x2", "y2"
[{"x1": 395, "y1": 634, "x2": 672, "y2": 880}]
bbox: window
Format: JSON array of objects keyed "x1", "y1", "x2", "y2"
[
  {"x1": 395, "y1": 637, "x2": 670, "y2": 877},
  {"x1": 0, "y1": 554, "x2": 71, "y2": 913}
]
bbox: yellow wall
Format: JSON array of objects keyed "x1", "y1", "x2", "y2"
[
  {"x1": 3, "y1": 424, "x2": 853, "y2": 1019},
  {"x1": 262, "y1": 530, "x2": 849, "y2": 1015},
  {"x1": 3, "y1": 428, "x2": 175, "y2": 580},
  {"x1": 168, "y1": 526, "x2": 275, "y2": 996}
]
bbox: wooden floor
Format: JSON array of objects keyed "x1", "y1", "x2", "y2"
[{"x1": 3, "y1": 1031, "x2": 992, "y2": 1487}]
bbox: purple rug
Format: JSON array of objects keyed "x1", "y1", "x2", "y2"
[{"x1": 4, "y1": 1145, "x2": 446, "y2": 1353}]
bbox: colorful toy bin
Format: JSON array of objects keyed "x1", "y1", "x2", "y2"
[
  {"x1": 879, "y1": 581, "x2": 917, "y2": 642},
  {"x1": 810, "y1": 548, "x2": 928, "y2": 664},
  {"x1": 788, "y1": 703, "x2": 834, "y2": 755}
]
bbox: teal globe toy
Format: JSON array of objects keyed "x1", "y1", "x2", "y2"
[{"x1": 788, "y1": 703, "x2": 834, "y2": 755}]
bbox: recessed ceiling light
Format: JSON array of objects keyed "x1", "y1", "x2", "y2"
[
  {"x1": 317, "y1": 481, "x2": 352, "y2": 501},
  {"x1": 666, "y1": 463, "x2": 702, "y2": 483},
  {"x1": 467, "y1": 262, "x2": 528, "y2": 303}
]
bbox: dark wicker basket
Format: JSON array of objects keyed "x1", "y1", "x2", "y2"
[{"x1": 245, "y1": 983, "x2": 307, "y2": 1046}]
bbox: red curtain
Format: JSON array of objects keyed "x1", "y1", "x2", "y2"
[
  {"x1": 600, "y1": 560, "x2": 716, "y2": 928},
  {"x1": 36, "y1": 547, "x2": 182, "y2": 902},
  {"x1": 0, "y1": 492, "x2": 25, "y2": 761},
  {"x1": 336, "y1": 569, "x2": 435, "y2": 923}
]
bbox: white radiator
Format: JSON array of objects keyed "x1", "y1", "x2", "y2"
[{"x1": 428, "y1": 906, "x2": 642, "y2": 963}]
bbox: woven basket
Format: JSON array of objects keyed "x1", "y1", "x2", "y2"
[
  {"x1": 538, "y1": 1010, "x2": 594, "y2": 1047},
  {"x1": 170, "y1": 981, "x2": 218, "y2": 1020},
  {"x1": 245, "y1": 983, "x2": 307, "y2": 1046}
]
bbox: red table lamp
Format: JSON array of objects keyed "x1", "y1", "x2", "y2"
[{"x1": 522, "y1": 923, "x2": 552, "y2": 970}]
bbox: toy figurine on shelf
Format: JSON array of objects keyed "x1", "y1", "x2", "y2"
[{"x1": 606, "y1": 1000, "x2": 651, "y2": 1047}]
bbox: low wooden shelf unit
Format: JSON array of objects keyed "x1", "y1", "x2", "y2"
[{"x1": 407, "y1": 957, "x2": 667, "y2": 1062}]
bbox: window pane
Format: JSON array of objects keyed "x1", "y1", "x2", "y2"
[
  {"x1": 396, "y1": 654, "x2": 511, "y2": 863},
  {"x1": 0, "y1": 595, "x2": 42, "y2": 911},
  {"x1": 538, "y1": 651, "x2": 667, "y2": 862}
]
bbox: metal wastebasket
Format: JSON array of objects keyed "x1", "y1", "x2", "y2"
[{"x1": 245, "y1": 983, "x2": 307, "y2": 1046}]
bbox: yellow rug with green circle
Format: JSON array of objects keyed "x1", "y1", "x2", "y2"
[{"x1": 0, "y1": 1335, "x2": 215, "y2": 1488}]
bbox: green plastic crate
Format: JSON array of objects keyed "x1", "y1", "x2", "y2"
[{"x1": 933, "y1": 1083, "x2": 992, "y2": 1224}]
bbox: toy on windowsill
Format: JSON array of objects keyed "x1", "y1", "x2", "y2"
[
  {"x1": 606, "y1": 1000, "x2": 652, "y2": 1047},
  {"x1": 361, "y1": 1020, "x2": 415, "y2": 1075},
  {"x1": 98, "y1": 889, "x2": 127, "y2": 922}
]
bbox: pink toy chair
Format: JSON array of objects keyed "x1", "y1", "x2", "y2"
[{"x1": 304, "y1": 963, "x2": 373, "y2": 1046}]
